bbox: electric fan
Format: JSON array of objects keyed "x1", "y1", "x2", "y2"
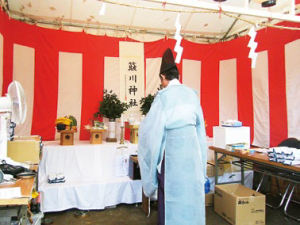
[{"x1": 0, "y1": 81, "x2": 27, "y2": 159}]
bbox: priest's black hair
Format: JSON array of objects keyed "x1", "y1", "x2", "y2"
[{"x1": 160, "y1": 67, "x2": 179, "y2": 81}]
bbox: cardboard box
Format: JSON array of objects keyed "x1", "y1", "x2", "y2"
[
  {"x1": 213, "y1": 126, "x2": 250, "y2": 149},
  {"x1": 13, "y1": 135, "x2": 41, "y2": 141},
  {"x1": 206, "y1": 161, "x2": 224, "y2": 177},
  {"x1": 214, "y1": 184, "x2": 265, "y2": 225},
  {"x1": 7, "y1": 140, "x2": 41, "y2": 163},
  {"x1": 205, "y1": 191, "x2": 214, "y2": 206}
]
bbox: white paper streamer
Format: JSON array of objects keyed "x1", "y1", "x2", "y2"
[
  {"x1": 247, "y1": 26, "x2": 258, "y2": 68},
  {"x1": 174, "y1": 13, "x2": 183, "y2": 64},
  {"x1": 99, "y1": 2, "x2": 106, "y2": 15}
]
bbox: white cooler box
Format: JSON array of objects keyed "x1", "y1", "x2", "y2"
[{"x1": 213, "y1": 126, "x2": 250, "y2": 149}]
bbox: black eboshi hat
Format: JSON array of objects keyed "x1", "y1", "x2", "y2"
[{"x1": 159, "y1": 48, "x2": 177, "y2": 75}]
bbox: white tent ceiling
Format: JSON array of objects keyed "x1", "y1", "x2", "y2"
[{"x1": 3, "y1": 0, "x2": 300, "y2": 43}]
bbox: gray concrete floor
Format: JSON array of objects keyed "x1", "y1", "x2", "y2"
[{"x1": 43, "y1": 194, "x2": 300, "y2": 225}]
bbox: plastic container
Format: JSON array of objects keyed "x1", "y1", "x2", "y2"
[{"x1": 205, "y1": 176, "x2": 210, "y2": 194}]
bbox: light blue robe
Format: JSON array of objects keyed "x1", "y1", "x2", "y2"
[{"x1": 138, "y1": 81, "x2": 207, "y2": 225}]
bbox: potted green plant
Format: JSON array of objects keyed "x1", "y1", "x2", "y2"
[
  {"x1": 139, "y1": 94, "x2": 155, "y2": 116},
  {"x1": 94, "y1": 89, "x2": 131, "y2": 141},
  {"x1": 139, "y1": 85, "x2": 162, "y2": 116}
]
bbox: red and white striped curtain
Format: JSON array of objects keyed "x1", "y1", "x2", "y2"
[{"x1": 1, "y1": 10, "x2": 300, "y2": 147}]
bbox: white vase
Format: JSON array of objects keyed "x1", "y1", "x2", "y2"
[
  {"x1": 128, "y1": 115, "x2": 135, "y2": 125},
  {"x1": 108, "y1": 120, "x2": 116, "y2": 139}
]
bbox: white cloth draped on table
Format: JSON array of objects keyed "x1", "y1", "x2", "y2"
[{"x1": 39, "y1": 141, "x2": 141, "y2": 212}]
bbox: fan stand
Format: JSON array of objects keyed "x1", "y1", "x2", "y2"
[
  {"x1": 0, "y1": 113, "x2": 10, "y2": 159},
  {"x1": 0, "y1": 81, "x2": 27, "y2": 159}
]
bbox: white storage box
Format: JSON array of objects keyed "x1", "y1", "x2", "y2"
[{"x1": 213, "y1": 126, "x2": 250, "y2": 149}]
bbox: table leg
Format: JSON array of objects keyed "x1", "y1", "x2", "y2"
[
  {"x1": 215, "y1": 151, "x2": 219, "y2": 185},
  {"x1": 20, "y1": 205, "x2": 27, "y2": 225},
  {"x1": 284, "y1": 183, "x2": 300, "y2": 221},
  {"x1": 241, "y1": 159, "x2": 244, "y2": 185}
]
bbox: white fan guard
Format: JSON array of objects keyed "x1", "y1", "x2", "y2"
[{"x1": 7, "y1": 81, "x2": 27, "y2": 125}]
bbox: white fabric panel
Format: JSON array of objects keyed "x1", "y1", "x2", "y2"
[
  {"x1": 13, "y1": 44, "x2": 35, "y2": 136},
  {"x1": 103, "y1": 57, "x2": 122, "y2": 140},
  {"x1": 39, "y1": 141, "x2": 141, "y2": 212},
  {"x1": 285, "y1": 39, "x2": 300, "y2": 139},
  {"x1": 219, "y1": 59, "x2": 238, "y2": 125},
  {"x1": 146, "y1": 58, "x2": 161, "y2": 96},
  {"x1": 104, "y1": 57, "x2": 120, "y2": 96},
  {"x1": 57, "y1": 52, "x2": 82, "y2": 140},
  {"x1": 182, "y1": 59, "x2": 201, "y2": 101},
  {"x1": 0, "y1": 34, "x2": 3, "y2": 96},
  {"x1": 252, "y1": 51, "x2": 270, "y2": 148},
  {"x1": 206, "y1": 137, "x2": 214, "y2": 161}
]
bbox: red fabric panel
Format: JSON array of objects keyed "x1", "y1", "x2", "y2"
[
  {"x1": 236, "y1": 44, "x2": 254, "y2": 144},
  {"x1": 2, "y1": 37, "x2": 13, "y2": 96},
  {"x1": 81, "y1": 41, "x2": 105, "y2": 140},
  {"x1": 268, "y1": 46, "x2": 287, "y2": 147},
  {"x1": 31, "y1": 42, "x2": 59, "y2": 140},
  {"x1": 201, "y1": 57, "x2": 219, "y2": 137},
  {"x1": 1, "y1": 10, "x2": 13, "y2": 96}
]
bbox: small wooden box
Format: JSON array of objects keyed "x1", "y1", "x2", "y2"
[
  {"x1": 126, "y1": 124, "x2": 139, "y2": 144},
  {"x1": 89, "y1": 129, "x2": 106, "y2": 144},
  {"x1": 59, "y1": 130, "x2": 76, "y2": 146}
]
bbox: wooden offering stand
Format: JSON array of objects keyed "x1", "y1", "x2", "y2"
[
  {"x1": 126, "y1": 124, "x2": 139, "y2": 144},
  {"x1": 89, "y1": 129, "x2": 106, "y2": 144},
  {"x1": 58, "y1": 130, "x2": 76, "y2": 146}
]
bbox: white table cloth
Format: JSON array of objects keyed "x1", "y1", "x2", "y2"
[{"x1": 39, "y1": 141, "x2": 141, "y2": 212}]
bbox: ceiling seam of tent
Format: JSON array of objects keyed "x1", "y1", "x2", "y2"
[{"x1": 8, "y1": 15, "x2": 222, "y2": 43}]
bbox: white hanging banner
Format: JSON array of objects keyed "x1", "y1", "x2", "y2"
[{"x1": 119, "y1": 42, "x2": 145, "y2": 115}]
